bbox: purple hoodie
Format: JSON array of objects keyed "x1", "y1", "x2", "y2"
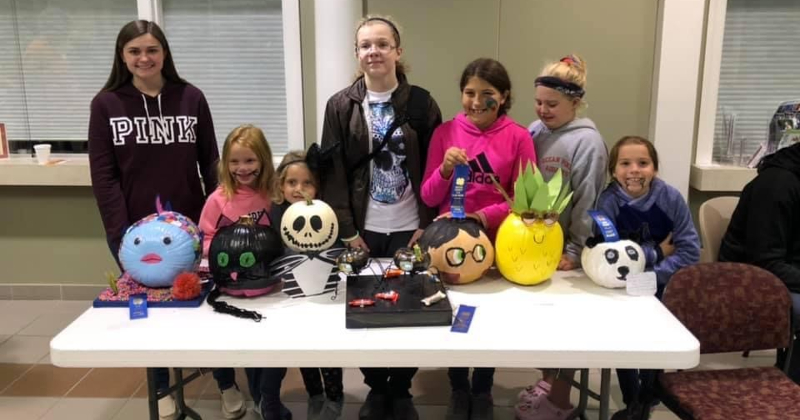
[
  {"x1": 88, "y1": 81, "x2": 219, "y2": 256},
  {"x1": 421, "y1": 114, "x2": 537, "y2": 238}
]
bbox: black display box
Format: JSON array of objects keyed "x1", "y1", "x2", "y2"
[{"x1": 345, "y1": 274, "x2": 453, "y2": 329}]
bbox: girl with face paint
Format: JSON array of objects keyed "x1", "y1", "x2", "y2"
[
  {"x1": 597, "y1": 136, "x2": 700, "y2": 419},
  {"x1": 420, "y1": 58, "x2": 537, "y2": 420}
]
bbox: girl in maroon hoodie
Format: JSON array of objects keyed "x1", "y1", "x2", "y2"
[{"x1": 87, "y1": 21, "x2": 231, "y2": 420}]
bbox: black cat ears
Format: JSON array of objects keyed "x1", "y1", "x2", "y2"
[{"x1": 276, "y1": 142, "x2": 341, "y2": 178}]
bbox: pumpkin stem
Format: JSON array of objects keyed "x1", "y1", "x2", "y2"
[
  {"x1": 489, "y1": 174, "x2": 513, "y2": 207},
  {"x1": 238, "y1": 215, "x2": 255, "y2": 226},
  {"x1": 299, "y1": 190, "x2": 313, "y2": 205}
]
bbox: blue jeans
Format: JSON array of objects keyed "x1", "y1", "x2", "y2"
[{"x1": 154, "y1": 367, "x2": 236, "y2": 393}]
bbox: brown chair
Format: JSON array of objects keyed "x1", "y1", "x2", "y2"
[
  {"x1": 697, "y1": 196, "x2": 738, "y2": 263},
  {"x1": 652, "y1": 263, "x2": 800, "y2": 420}
]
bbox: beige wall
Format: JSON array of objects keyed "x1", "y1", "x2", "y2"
[
  {"x1": 0, "y1": 187, "x2": 118, "y2": 285},
  {"x1": 0, "y1": 0, "x2": 668, "y2": 287}
]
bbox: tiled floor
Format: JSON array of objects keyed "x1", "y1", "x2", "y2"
[{"x1": 0, "y1": 299, "x2": 779, "y2": 419}]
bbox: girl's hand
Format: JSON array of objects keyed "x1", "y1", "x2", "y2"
[
  {"x1": 440, "y1": 147, "x2": 468, "y2": 179},
  {"x1": 557, "y1": 255, "x2": 578, "y2": 271},
  {"x1": 407, "y1": 229, "x2": 424, "y2": 247},
  {"x1": 434, "y1": 212, "x2": 485, "y2": 228},
  {"x1": 659, "y1": 233, "x2": 675, "y2": 257},
  {"x1": 346, "y1": 236, "x2": 370, "y2": 253}
]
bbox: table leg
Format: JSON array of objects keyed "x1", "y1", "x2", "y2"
[
  {"x1": 173, "y1": 368, "x2": 202, "y2": 420},
  {"x1": 566, "y1": 369, "x2": 590, "y2": 420},
  {"x1": 146, "y1": 368, "x2": 159, "y2": 420},
  {"x1": 599, "y1": 369, "x2": 611, "y2": 420}
]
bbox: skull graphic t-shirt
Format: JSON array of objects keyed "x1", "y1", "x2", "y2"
[{"x1": 362, "y1": 87, "x2": 419, "y2": 233}]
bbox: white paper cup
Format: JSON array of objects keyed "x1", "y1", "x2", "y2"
[{"x1": 34, "y1": 144, "x2": 51, "y2": 165}]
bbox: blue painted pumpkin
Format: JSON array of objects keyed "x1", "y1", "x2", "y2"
[{"x1": 119, "y1": 211, "x2": 201, "y2": 288}]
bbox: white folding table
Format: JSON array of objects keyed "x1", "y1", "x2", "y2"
[{"x1": 51, "y1": 266, "x2": 699, "y2": 420}]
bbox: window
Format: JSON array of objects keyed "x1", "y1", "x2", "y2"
[
  {"x1": 163, "y1": 0, "x2": 295, "y2": 155},
  {"x1": 0, "y1": 0, "x2": 303, "y2": 156},
  {"x1": 0, "y1": 0, "x2": 136, "y2": 154},
  {"x1": 702, "y1": 0, "x2": 800, "y2": 166}
]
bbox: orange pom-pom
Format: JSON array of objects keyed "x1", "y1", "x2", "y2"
[{"x1": 171, "y1": 272, "x2": 202, "y2": 300}]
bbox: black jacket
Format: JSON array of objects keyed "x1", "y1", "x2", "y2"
[
  {"x1": 719, "y1": 143, "x2": 800, "y2": 293},
  {"x1": 319, "y1": 75, "x2": 442, "y2": 239}
]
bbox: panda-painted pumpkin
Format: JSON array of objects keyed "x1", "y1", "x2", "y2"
[
  {"x1": 581, "y1": 239, "x2": 646, "y2": 289},
  {"x1": 209, "y1": 215, "x2": 283, "y2": 297},
  {"x1": 418, "y1": 218, "x2": 494, "y2": 285},
  {"x1": 280, "y1": 198, "x2": 338, "y2": 253}
]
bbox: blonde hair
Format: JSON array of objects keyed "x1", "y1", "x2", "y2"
[
  {"x1": 539, "y1": 54, "x2": 587, "y2": 88},
  {"x1": 271, "y1": 151, "x2": 320, "y2": 204},
  {"x1": 218, "y1": 124, "x2": 274, "y2": 199},
  {"x1": 353, "y1": 15, "x2": 409, "y2": 78}
]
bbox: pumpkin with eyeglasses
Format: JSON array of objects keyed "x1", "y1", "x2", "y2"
[
  {"x1": 417, "y1": 218, "x2": 494, "y2": 285},
  {"x1": 492, "y1": 161, "x2": 572, "y2": 285}
]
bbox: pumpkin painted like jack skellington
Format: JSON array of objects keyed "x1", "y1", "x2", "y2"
[
  {"x1": 280, "y1": 197, "x2": 339, "y2": 252},
  {"x1": 271, "y1": 196, "x2": 343, "y2": 298}
]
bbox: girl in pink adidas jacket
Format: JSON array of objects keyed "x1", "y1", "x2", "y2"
[{"x1": 421, "y1": 58, "x2": 537, "y2": 240}]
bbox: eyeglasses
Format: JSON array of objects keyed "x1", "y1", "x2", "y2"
[
  {"x1": 445, "y1": 245, "x2": 487, "y2": 267},
  {"x1": 355, "y1": 41, "x2": 397, "y2": 55},
  {"x1": 523, "y1": 211, "x2": 559, "y2": 227}
]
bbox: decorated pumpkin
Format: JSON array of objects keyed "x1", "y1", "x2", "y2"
[
  {"x1": 209, "y1": 215, "x2": 283, "y2": 297},
  {"x1": 494, "y1": 162, "x2": 572, "y2": 285},
  {"x1": 581, "y1": 238, "x2": 646, "y2": 289},
  {"x1": 417, "y1": 218, "x2": 494, "y2": 284},
  {"x1": 393, "y1": 244, "x2": 430, "y2": 273},
  {"x1": 280, "y1": 196, "x2": 338, "y2": 253},
  {"x1": 336, "y1": 246, "x2": 370, "y2": 275},
  {"x1": 119, "y1": 199, "x2": 201, "y2": 288}
]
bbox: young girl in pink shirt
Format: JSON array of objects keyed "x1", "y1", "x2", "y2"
[
  {"x1": 421, "y1": 58, "x2": 537, "y2": 241},
  {"x1": 198, "y1": 124, "x2": 274, "y2": 420},
  {"x1": 421, "y1": 58, "x2": 536, "y2": 420}
]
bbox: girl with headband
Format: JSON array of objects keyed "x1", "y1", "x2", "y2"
[{"x1": 515, "y1": 55, "x2": 608, "y2": 420}]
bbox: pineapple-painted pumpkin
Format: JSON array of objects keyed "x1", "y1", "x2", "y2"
[
  {"x1": 493, "y1": 161, "x2": 572, "y2": 285},
  {"x1": 280, "y1": 197, "x2": 338, "y2": 253},
  {"x1": 418, "y1": 218, "x2": 494, "y2": 284}
]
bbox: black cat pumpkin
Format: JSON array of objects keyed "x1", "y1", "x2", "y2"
[
  {"x1": 209, "y1": 215, "x2": 283, "y2": 297},
  {"x1": 418, "y1": 218, "x2": 495, "y2": 285}
]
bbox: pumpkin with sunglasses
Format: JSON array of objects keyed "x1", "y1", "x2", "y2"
[
  {"x1": 417, "y1": 217, "x2": 494, "y2": 284},
  {"x1": 493, "y1": 161, "x2": 572, "y2": 285}
]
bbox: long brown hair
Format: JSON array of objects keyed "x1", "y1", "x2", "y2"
[{"x1": 102, "y1": 20, "x2": 186, "y2": 92}]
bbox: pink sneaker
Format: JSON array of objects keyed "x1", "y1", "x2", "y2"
[
  {"x1": 514, "y1": 393, "x2": 573, "y2": 420},
  {"x1": 516, "y1": 380, "x2": 551, "y2": 404}
]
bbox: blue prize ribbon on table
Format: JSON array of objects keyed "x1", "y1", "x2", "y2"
[
  {"x1": 129, "y1": 293, "x2": 148, "y2": 320},
  {"x1": 450, "y1": 164, "x2": 470, "y2": 219},
  {"x1": 588, "y1": 210, "x2": 620, "y2": 242}
]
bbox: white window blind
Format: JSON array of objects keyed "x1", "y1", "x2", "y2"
[
  {"x1": 163, "y1": 0, "x2": 289, "y2": 155},
  {"x1": 0, "y1": 0, "x2": 136, "y2": 149},
  {"x1": 713, "y1": 0, "x2": 800, "y2": 164}
]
